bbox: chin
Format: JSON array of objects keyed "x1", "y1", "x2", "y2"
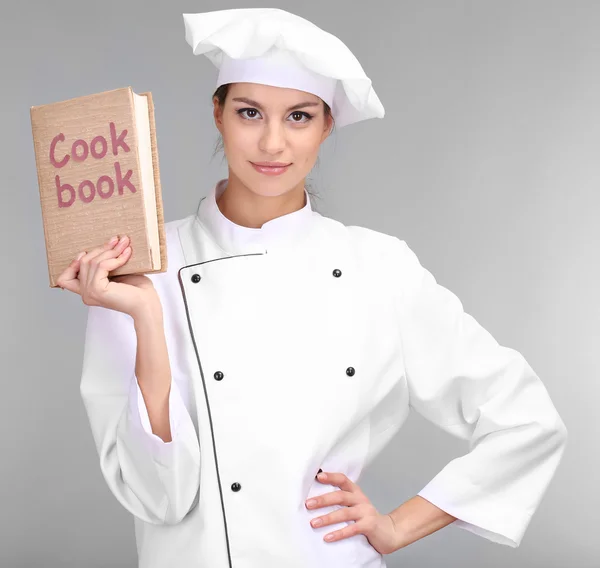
[{"x1": 245, "y1": 170, "x2": 298, "y2": 196}]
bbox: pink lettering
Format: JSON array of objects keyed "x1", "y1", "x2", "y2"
[
  {"x1": 78, "y1": 180, "x2": 95, "y2": 204},
  {"x1": 96, "y1": 175, "x2": 114, "y2": 199},
  {"x1": 54, "y1": 162, "x2": 136, "y2": 208},
  {"x1": 114, "y1": 162, "x2": 136, "y2": 194},
  {"x1": 90, "y1": 135, "x2": 107, "y2": 159},
  {"x1": 72, "y1": 139, "x2": 88, "y2": 162},
  {"x1": 50, "y1": 134, "x2": 69, "y2": 168},
  {"x1": 110, "y1": 122, "x2": 130, "y2": 155},
  {"x1": 51, "y1": 123, "x2": 137, "y2": 208},
  {"x1": 56, "y1": 175, "x2": 75, "y2": 208}
]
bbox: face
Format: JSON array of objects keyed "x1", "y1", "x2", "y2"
[{"x1": 213, "y1": 82, "x2": 334, "y2": 198}]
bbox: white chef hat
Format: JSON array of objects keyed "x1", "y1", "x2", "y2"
[{"x1": 182, "y1": 8, "x2": 385, "y2": 129}]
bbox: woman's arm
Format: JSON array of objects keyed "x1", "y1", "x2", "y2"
[
  {"x1": 133, "y1": 302, "x2": 175, "y2": 443},
  {"x1": 80, "y1": 300, "x2": 201, "y2": 525},
  {"x1": 388, "y1": 237, "x2": 567, "y2": 548},
  {"x1": 387, "y1": 495, "x2": 457, "y2": 550}
]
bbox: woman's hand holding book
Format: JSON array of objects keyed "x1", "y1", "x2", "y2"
[{"x1": 56, "y1": 235, "x2": 160, "y2": 319}]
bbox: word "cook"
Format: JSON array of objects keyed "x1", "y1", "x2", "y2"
[{"x1": 49, "y1": 122, "x2": 137, "y2": 208}]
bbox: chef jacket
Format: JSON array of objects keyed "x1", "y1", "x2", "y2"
[{"x1": 80, "y1": 178, "x2": 568, "y2": 568}]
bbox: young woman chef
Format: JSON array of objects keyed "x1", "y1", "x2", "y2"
[{"x1": 57, "y1": 7, "x2": 568, "y2": 568}]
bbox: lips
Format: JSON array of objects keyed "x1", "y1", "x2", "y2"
[
  {"x1": 250, "y1": 162, "x2": 291, "y2": 176},
  {"x1": 252, "y1": 161, "x2": 291, "y2": 167}
]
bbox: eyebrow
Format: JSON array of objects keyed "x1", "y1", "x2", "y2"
[{"x1": 231, "y1": 97, "x2": 321, "y2": 112}]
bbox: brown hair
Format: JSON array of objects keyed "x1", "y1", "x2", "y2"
[{"x1": 210, "y1": 83, "x2": 336, "y2": 208}]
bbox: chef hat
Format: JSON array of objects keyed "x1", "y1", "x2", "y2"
[{"x1": 182, "y1": 8, "x2": 385, "y2": 129}]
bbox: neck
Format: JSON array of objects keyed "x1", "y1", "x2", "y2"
[{"x1": 216, "y1": 169, "x2": 307, "y2": 229}]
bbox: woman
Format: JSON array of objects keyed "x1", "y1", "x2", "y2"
[{"x1": 57, "y1": 8, "x2": 567, "y2": 568}]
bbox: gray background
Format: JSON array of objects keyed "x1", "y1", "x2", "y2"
[{"x1": 2, "y1": 0, "x2": 596, "y2": 566}]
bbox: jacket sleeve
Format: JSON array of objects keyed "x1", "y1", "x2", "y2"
[
  {"x1": 390, "y1": 238, "x2": 567, "y2": 547},
  {"x1": 79, "y1": 304, "x2": 201, "y2": 525}
]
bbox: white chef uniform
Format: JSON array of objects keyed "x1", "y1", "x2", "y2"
[
  {"x1": 80, "y1": 177, "x2": 567, "y2": 568},
  {"x1": 78, "y1": 7, "x2": 568, "y2": 568}
]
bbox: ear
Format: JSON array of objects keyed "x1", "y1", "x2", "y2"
[
  {"x1": 321, "y1": 113, "x2": 334, "y2": 143},
  {"x1": 213, "y1": 97, "x2": 224, "y2": 134}
]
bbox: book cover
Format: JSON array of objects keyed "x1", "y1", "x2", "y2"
[{"x1": 30, "y1": 86, "x2": 167, "y2": 289}]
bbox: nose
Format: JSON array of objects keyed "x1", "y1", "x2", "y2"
[{"x1": 258, "y1": 120, "x2": 286, "y2": 155}]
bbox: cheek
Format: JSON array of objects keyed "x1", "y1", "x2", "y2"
[
  {"x1": 294, "y1": 137, "x2": 321, "y2": 164},
  {"x1": 286, "y1": 124, "x2": 319, "y2": 146},
  {"x1": 223, "y1": 126, "x2": 255, "y2": 157}
]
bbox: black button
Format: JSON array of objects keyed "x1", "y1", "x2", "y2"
[
  {"x1": 346, "y1": 367, "x2": 355, "y2": 377},
  {"x1": 332, "y1": 269, "x2": 342, "y2": 278},
  {"x1": 214, "y1": 371, "x2": 224, "y2": 381},
  {"x1": 191, "y1": 273, "x2": 201, "y2": 283},
  {"x1": 231, "y1": 482, "x2": 241, "y2": 492}
]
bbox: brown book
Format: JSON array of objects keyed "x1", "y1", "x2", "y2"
[{"x1": 30, "y1": 86, "x2": 167, "y2": 289}]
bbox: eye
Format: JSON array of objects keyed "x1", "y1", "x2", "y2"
[
  {"x1": 288, "y1": 111, "x2": 313, "y2": 124},
  {"x1": 236, "y1": 108, "x2": 262, "y2": 120},
  {"x1": 235, "y1": 108, "x2": 313, "y2": 124}
]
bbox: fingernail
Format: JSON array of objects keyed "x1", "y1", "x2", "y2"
[
  {"x1": 109, "y1": 236, "x2": 118, "y2": 245},
  {"x1": 317, "y1": 472, "x2": 326, "y2": 480},
  {"x1": 75, "y1": 252, "x2": 85, "y2": 261},
  {"x1": 306, "y1": 499, "x2": 317, "y2": 508}
]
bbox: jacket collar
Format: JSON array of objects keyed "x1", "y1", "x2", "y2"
[{"x1": 195, "y1": 178, "x2": 314, "y2": 256}]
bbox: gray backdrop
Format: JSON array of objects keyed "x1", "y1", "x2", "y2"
[{"x1": 2, "y1": 0, "x2": 596, "y2": 566}]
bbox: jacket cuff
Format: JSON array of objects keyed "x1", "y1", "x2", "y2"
[
  {"x1": 417, "y1": 469, "x2": 534, "y2": 548},
  {"x1": 129, "y1": 377, "x2": 186, "y2": 466}
]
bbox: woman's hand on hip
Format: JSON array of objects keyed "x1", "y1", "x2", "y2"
[{"x1": 305, "y1": 471, "x2": 402, "y2": 555}]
